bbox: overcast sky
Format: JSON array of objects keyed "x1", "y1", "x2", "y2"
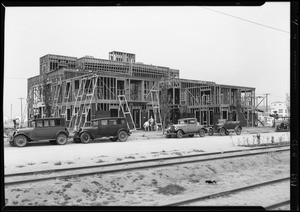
[{"x1": 3, "y1": 2, "x2": 290, "y2": 119}]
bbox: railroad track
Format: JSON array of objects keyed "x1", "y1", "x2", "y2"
[
  {"x1": 5, "y1": 144, "x2": 290, "y2": 186},
  {"x1": 161, "y1": 177, "x2": 290, "y2": 207},
  {"x1": 265, "y1": 200, "x2": 290, "y2": 210}
]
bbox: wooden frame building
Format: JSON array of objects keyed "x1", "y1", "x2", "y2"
[{"x1": 27, "y1": 51, "x2": 256, "y2": 129}]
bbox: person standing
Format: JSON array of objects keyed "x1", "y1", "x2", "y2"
[
  {"x1": 149, "y1": 116, "x2": 154, "y2": 131},
  {"x1": 13, "y1": 118, "x2": 17, "y2": 129}
]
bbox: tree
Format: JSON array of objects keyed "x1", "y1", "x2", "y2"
[
  {"x1": 42, "y1": 75, "x2": 53, "y2": 117},
  {"x1": 159, "y1": 82, "x2": 172, "y2": 135}
]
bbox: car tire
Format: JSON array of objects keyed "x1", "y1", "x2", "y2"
[
  {"x1": 118, "y1": 131, "x2": 128, "y2": 142},
  {"x1": 9, "y1": 140, "x2": 15, "y2": 147},
  {"x1": 199, "y1": 129, "x2": 206, "y2": 137},
  {"x1": 110, "y1": 137, "x2": 118, "y2": 142},
  {"x1": 14, "y1": 135, "x2": 27, "y2": 147},
  {"x1": 235, "y1": 127, "x2": 242, "y2": 135},
  {"x1": 220, "y1": 128, "x2": 226, "y2": 136},
  {"x1": 176, "y1": 130, "x2": 183, "y2": 139},
  {"x1": 208, "y1": 128, "x2": 214, "y2": 136},
  {"x1": 80, "y1": 132, "x2": 91, "y2": 144},
  {"x1": 165, "y1": 135, "x2": 171, "y2": 138},
  {"x1": 225, "y1": 130, "x2": 230, "y2": 135},
  {"x1": 56, "y1": 133, "x2": 68, "y2": 145},
  {"x1": 188, "y1": 134, "x2": 194, "y2": 137}
]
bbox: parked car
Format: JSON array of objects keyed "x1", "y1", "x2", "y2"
[
  {"x1": 9, "y1": 118, "x2": 69, "y2": 147},
  {"x1": 275, "y1": 117, "x2": 290, "y2": 132},
  {"x1": 73, "y1": 117, "x2": 131, "y2": 143},
  {"x1": 165, "y1": 118, "x2": 207, "y2": 138},
  {"x1": 208, "y1": 119, "x2": 242, "y2": 136}
]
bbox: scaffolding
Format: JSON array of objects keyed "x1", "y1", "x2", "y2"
[{"x1": 118, "y1": 95, "x2": 136, "y2": 131}]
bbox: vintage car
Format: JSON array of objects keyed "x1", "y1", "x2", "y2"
[
  {"x1": 165, "y1": 118, "x2": 207, "y2": 138},
  {"x1": 73, "y1": 117, "x2": 131, "y2": 143},
  {"x1": 9, "y1": 118, "x2": 69, "y2": 147},
  {"x1": 208, "y1": 119, "x2": 242, "y2": 136},
  {"x1": 275, "y1": 117, "x2": 290, "y2": 132}
]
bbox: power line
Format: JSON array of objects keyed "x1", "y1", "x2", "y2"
[{"x1": 201, "y1": 7, "x2": 290, "y2": 34}]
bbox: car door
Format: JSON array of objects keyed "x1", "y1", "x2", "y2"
[
  {"x1": 31, "y1": 120, "x2": 49, "y2": 140},
  {"x1": 187, "y1": 119, "x2": 197, "y2": 133},
  {"x1": 89, "y1": 120, "x2": 99, "y2": 138},
  {"x1": 98, "y1": 119, "x2": 108, "y2": 137},
  {"x1": 108, "y1": 119, "x2": 118, "y2": 136}
]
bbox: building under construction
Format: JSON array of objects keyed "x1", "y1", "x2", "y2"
[{"x1": 27, "y1": 51, "x2": 256, "y2": 130}]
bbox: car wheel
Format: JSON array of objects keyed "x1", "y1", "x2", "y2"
[
  {"x1": 165, "y1": 135, "x2": 171, "y2": 138},
  {"x1": 9, "y1": 140, "x2": 15, "y2": 147},
  {"x1": 56, "y1": 133, "x2": 68, "y2": 145},
  {"x1": 14, "y1": 135, "x2": 27, "y2": 147},
  {"x1": 49, "y1": 140, "x2": 57, "y2": 145},
  {"x1": 110, "y1": 137, "x2": 118, "y2": 142},
  {"x1": 208, "y1": 128, "x2": 214, "y2": 136},
  {"x1": 235, "y1": 127, "x2": 241, "y2": 135},
  {"x1": 118, "y1": 131, "x2": 128, "y2": 142},
  {"x1": 225, "y1": 130, "x2": 230, "y2": 135},
  {"x1": 80, "y1": 132, "x2": 91, "y2": 144},
  {"x1": 188, "y1": 134, "x2": 194, "y2": 137},
  {"x1": 220, "y1": 128, "x2": 226, "y2": 136},
  {"x1": 199, "y1": 129, "x2": 206, "y2": 137},
  {"x1": 176, "y1": 130, "x2": 183, "y2": 139}
]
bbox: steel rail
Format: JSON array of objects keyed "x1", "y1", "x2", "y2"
[
  {"x1": 5, "y1": 147, "x2": 289, "y2": 186},
  {"x1": 264, "y1": 200, "x2": 290, "y2": 210},
  {"x1": 5, "y1": 144, "x2": 290, "y2": 177},
  {"x1": 161, "y1": 177, "x2": 290, "y2": 206}
]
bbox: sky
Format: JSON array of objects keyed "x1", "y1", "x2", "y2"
[{"x1": 3, "y1": 2, "x2": 290, "y2": 119}]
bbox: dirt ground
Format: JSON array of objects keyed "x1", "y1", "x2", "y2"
[{"x1": 4, "y1": 150, "x2": 290, "y2": 207}]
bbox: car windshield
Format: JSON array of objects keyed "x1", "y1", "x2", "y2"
[{"x1": 92, "y1": 120, "x2": 98, "y2": 126}]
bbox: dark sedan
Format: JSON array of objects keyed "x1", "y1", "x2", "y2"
[{"x1": 73, "y1": 117, "x2": 131, "y2": 143}]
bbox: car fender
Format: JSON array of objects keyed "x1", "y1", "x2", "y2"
[
  {"x1": 234, "y1": 126, "x2": 242, "y2": 131},
  {"x1": 117, "y1": 128, "x2": 131, "y2": 136},
  {"x1": 78, "y1": 130, "x2": 95, "y2": 139},
  {"x1": 13, "y1": 132, "x2": 32, "y2": 141},
  {"x1": 56, "y1": 130, "x2": 69, "y2": 138},
  {"x1": 177, "y1": 129, "x2": 186, "y2": 134}
]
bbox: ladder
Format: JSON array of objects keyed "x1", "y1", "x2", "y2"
[
  {"x1": 118, "y1": 95, "x2": 136, "y2": 131},
  {"x1": 150, "y1": 89, "x2": 162, "y2": 131},
  {"x1": 69, "y1": 77, "x2": 88, "y2": 129},
  {"x1": 61, "y1": 81, "x2": 72, "y2": 119},
  {"x1": 51, "y1": 82, "x2": 62, "y2": 117},
  {"x1": 79, "y1": 75, "x2": 98, "y2": 128}
]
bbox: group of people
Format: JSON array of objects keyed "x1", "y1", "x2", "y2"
[{"x1": 143, "y1": 116, "x2": 156, "y2": 131}]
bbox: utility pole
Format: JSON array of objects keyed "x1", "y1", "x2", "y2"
[
  {"x1": 19, "y1": 98, "x2": 24, "y2": 128},
  {"x1": 263, "y1": 93, "x2": 270, "y2": 113}
]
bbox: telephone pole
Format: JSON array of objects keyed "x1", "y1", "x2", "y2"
[
  {"x1": 19, "y1": 98, "x2": 24, "y2": 128},
  {"x1": 263, "y1": 93, "x2": 270, "y2": 113}
]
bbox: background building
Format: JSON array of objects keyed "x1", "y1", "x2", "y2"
[{"x1": 270, "y1": 101, "x2": 289, "y2": 117}]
